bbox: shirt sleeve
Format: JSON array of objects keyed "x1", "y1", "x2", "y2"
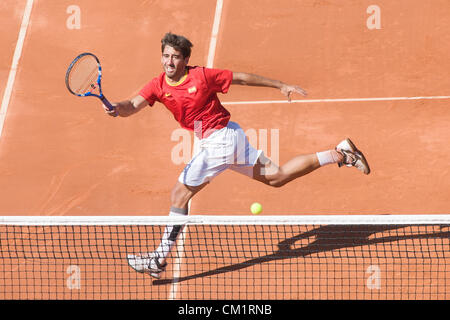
[
  {"x1": 203, "y1": 68, "x2": 233, "y2": 94},
  {"x1": 138, "y1": 78, "x2": 159, "y2": 106}
]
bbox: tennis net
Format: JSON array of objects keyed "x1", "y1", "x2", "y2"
[{"x1": 0, "y1": 215, "x2": 449, "y2": 300}]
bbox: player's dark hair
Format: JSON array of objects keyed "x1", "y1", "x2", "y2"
[{"x1": 161, "y1": 32, "x2": 193, "y2": 58}]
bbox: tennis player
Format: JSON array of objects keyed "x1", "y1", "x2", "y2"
[{"x1": 104, "y1": 33, "x2": 370, "y2": 279}]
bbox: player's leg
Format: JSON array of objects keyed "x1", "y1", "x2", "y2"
[
  {"x1": 229, "y1": 124, "x2": 346, "y2": 186},
  {"x1": 127, "y1": 181, "x2": 207, "y2": 278},
  {"x1": 252, "y1": 152, "x2": 328, "y2": 187},
  {"x1": 155, "y1": 181, "x2": 208, "y2": 263},
  {"x1": 170, "y1": 180, "x2": 208, "y2": 210},
  {"x1": 252, "y1": 138, "x2": 370, "y2": 187},
  {"x1": 127, "y1": 133, "x2": 233, "y2": 278}
]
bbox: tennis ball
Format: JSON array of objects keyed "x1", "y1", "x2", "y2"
[{"x1": 250, "y1": 202, "x2": 262, "y2": 215}]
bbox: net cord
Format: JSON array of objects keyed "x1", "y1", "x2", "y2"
[{"x1": 0, "y1": 215, "x2": 449, "y2": 226}]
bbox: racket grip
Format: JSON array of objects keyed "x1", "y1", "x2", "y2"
[{"x1": 101, "y1": 96, "x2": 117, "y2": 117}]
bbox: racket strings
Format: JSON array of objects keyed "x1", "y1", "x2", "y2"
[
  {"x1": 79, "y1": 69, "x2": 99, "y2": 94},
  {"x1": 68, "y1": 56, "x2": 100, "y2": 95}
]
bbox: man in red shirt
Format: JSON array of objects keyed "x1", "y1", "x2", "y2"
[{"x1": 104, "y1": 33, "x2": 370, "y2": 278}]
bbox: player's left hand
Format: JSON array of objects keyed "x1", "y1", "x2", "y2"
[{"x1": 281, "y1": 84, "x2": 307, "y2": 102}]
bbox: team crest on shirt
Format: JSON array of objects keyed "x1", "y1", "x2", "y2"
[{"x1": 188, "y1": 86, "x2": 197, "y2": 94}]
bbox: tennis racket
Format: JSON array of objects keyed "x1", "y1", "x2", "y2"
[{"x1": 65, "y1": 52, "x2": 116, "y2": 116}]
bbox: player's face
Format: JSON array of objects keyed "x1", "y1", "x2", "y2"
[{"x1": 161, "y1": 45, "x2": 189, "y2": 81}]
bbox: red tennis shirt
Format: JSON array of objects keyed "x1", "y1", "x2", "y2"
[{"x1": 139, "y1": 66, "x2": 233, "y2": 139}]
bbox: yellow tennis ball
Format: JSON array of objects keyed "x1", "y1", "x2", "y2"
[{"x1": 250, "y1": 202, "x2": 262, "y2": 215}]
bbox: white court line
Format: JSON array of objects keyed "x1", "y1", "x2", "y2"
[
  {"x1": 206, "y1": 0, "x2": 224, "y2": 68},
  {"x1": 169, "y1": 0, "x2": 224, "y2": 300},
  {"x1": 222, "y1": 95, "x2": 450, "y2": 106},
  {"x1": 0, "y1": 0, "x2": 34, "y2": 139}
]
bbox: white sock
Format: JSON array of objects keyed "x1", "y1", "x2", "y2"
[
  {"x1": 316, "y1": 150, "x2": 342, "y2": 166},
  {"x1": 155, "y1": 207, "x2": 188, "y2": 263}
]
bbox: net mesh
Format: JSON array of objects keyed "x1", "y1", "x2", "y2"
[{"x1": 0, "y1": 215, "x2": 449, "y2": 300}]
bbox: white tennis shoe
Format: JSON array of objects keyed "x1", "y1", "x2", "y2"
[
  {"x1": 127, "y1": 252, "x2": 167, "y2": 279},
  {"x1": 336, "y1": 138, "x2": 371, "y2": 175}
]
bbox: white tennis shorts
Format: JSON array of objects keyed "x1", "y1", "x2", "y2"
[{"x1": 178, "y1": 121, "x2": 263, "y2": 186}]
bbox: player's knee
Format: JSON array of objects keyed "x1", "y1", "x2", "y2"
[{"x1": 255, "y1": 158, "x2": 285, "y2": 188}]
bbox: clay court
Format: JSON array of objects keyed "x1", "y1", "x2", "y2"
[{"x1": 0, "y1": 0, "x2": 449, "y2": 300}]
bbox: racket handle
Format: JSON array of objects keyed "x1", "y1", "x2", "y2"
[{"x1": 101, "y1": 96, "x2": 117, "y2": 117}]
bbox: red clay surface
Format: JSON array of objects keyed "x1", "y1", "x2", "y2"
[
  {"x1": 0, "y1": 0, "x2": 449, "y2": 300},
  {"x1": 0, "y1": 0, "x2": 449, "y2": 216}
]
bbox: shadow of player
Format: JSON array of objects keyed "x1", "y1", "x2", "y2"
[{"x1": 153, "y1": 224, "x2": 449, "y2": 286}]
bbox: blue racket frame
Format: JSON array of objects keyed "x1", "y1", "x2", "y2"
[{"x1": 65, "y1": 52, "x2": 116, "y2": 116}]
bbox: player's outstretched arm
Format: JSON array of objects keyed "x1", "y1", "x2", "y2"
[
  {"x1": 103, "y1": 95, "x2": 149, "y2": 117},
  {"x1": 232, "y1": 72, "x2": 307, "y2": 102}
]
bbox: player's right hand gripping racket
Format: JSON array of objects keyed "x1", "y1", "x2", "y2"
[{"x1": 65, "y1": 52, "x2": 117, "y2": 116}]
